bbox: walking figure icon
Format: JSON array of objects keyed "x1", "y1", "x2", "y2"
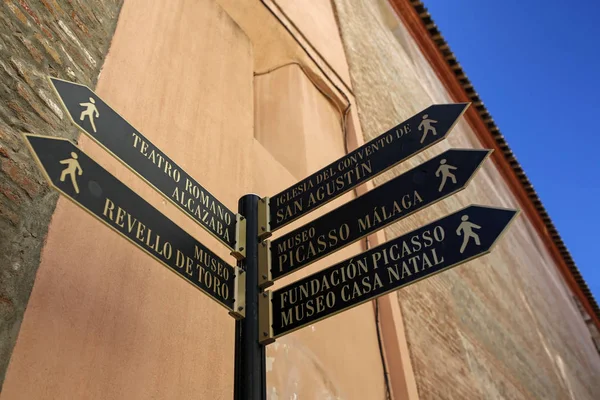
[
  {"x1": 418, "y1": 114, "x2": 438, "y2": 143},
  {"x1": 59, "y1": 152, "x2": 83, "y2": 194},
  {"x1": 435, "y1": 159, "x2": 457, "y2": 192},
  {"x1": 79, "y1": 97, "x2": 99, "y2": 133},
  {"x1": 456, "y1": 215, "x2": 481, "y2": 254}
]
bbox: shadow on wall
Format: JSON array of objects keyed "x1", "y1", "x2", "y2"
[{"x1": 267, "y1": 335, "x2": 345, "y2": 399}]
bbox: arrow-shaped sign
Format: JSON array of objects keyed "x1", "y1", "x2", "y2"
[
  {"x1": 260, "y1": 205, "x2": 518, "y2": 342},
  {"x1": 267, "y1": 103, "x2": 470, "y2": 232},
  {"x1": 266, "y1": 149, "x2": 491, "y2": 285},
  {"x1": 48, "y1": 78, "x2": 243, "y2": 257},
  {"x1": 23, "y1": 134, "x2": 244, "y2": 317}
]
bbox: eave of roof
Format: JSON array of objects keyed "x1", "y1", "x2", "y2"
[{"x1": 388, "y1": 0, "x2": 600, "y2": 328}]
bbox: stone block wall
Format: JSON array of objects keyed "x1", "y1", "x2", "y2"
[
  {"x1": 333, "y1": 0, "x2": 600, "y2": 399},
  {"x1": 0, "y1": 0, "x2": 122, "y2": 387}
]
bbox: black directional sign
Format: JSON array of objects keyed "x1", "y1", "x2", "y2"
[
  {"x1": 24, "y1": 134, "x2": 242, "y2": 315},
  {"x1": 49, "y1": 78, "x2": 240, "y2": 254},
  {"x1": 264, "y1": 205, "x2": 518, "y2": 340},
  {"x1": 268, "y1": 103, "x2": 470, "y2": 231},
  {"x1": 269, "y1": 149, "x2": 491, "y2": 282}
]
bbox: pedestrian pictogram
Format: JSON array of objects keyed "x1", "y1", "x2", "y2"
[
  {"x1": 457, "y1": 214, "x2": 482, "y2": 253},
  {"x1": 59, "y1": 152, "x2": 83, "y2": 194},
  {"x1": 418, "y1": 114, "x2": 438, "y2": 143},
  {"x1": 79, "y1": 97, "x2": 99, "y2": 133},
  {"x1": 436, "y1": 158, "x2": 458, "y2": 192}
]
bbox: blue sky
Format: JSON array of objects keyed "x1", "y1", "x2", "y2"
[{"x1": 423, "y1": 0, "x2": 600, "y2": 300}]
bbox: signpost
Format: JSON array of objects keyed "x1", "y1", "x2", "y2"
[
  {"x1": 48, "y1": 78, "x2": 244, "y2": 258},
  {"x1": 24, "y1": 134, "x2": 244, "y2": 318},
  {"x1": 28, "y1": 78, "x2": 519, "y2": 400},
  {"x1": 263, "y1": 103, "x2": 470, "y2": 234},
  {"x1": 265, "y1": 149, "x2": 491, "y2": 285},
  {"x1": 259, "y1": 205, "x2": 518, "y2": 342}
]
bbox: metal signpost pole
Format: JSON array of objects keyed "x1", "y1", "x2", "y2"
[{"x1": 234, "y1": 194, "x2": 266, "y2": 400}]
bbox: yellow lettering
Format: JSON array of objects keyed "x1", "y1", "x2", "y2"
[
  {"x1": 115, "y1": 207, "x2": 126, "y2": 228},
  {"x1": 136, "y1": 222, "x2": 146, "y2": 241},
  {"x1": 103, "y1": 198, "x2": 115, "y2": 220},
  {"x1": 281, "y1": 309, "x2": 293, "y2": 327}
]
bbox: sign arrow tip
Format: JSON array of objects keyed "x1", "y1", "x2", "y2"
[
  {"x1": 470, "y1": 204, "x2": 520, "y2": 253},
  {"x1": 455, "y1": 101, "x2": 471, "y2": 115},
  {"x1": 22, "y1": 133, "x2": 77, "y2": 190},
  {"x1": 48, "y1": 75, "x2": 89, "y2": 89}
]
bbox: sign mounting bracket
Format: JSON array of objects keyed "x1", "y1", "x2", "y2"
[
  {"x1": 231, "y1": 214, "x2": 247, "y2": 260},
  {"x1": 259, "y1": 291, "x2": 274, "y2": 345},
  {"x1": 258, "y1": 240, "x2": 273, "y2": 288},
  {"x1": 258, "y1": 197, "x2": 272, "y2": 240},
  {"x1": 229, "y1": 268, "x2": 246, "y2": 320}
]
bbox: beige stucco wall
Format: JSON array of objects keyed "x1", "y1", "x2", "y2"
[
  {"x1": 333, "y1": 0, "x2": 600, "y2": 399},
  {"x1": 253, "y1": 65, "x2": 386, "y2": 399},
  {"x1": 1, "y1": 0, "x2": 388, "y2": 399},
  {"x1": 1, "y1": 0, "x2": 252, "y2": 398}
]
